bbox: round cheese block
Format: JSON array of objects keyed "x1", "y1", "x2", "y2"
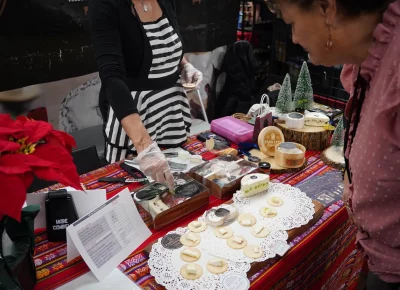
[
  {"x1": 180, "y1": 264, "x2": 203, "y2": 280},
  {"x1": 180, "y1": 247, "x2": 201, "y2": 262},
  {"x1": 205, "y1": 137, "x2": 215, "y2": 151},
  {"x1": 243, "y1": 245, "x2": 264, "y2": 259},
  {"x1": 267, "y1": 196, "x2": 284, "y2": 207},
  {"x1": 237, "y1": 213, "x2": 257, "y2": 227},
  {"x1": 180, "y1": 233, "x2": 201, "y2": 247},
  {"x1": 251, "y1": 224, "x2": 270, "y2": 238},
  {"x1": 227, "y1": 236, "x2": 247, "y2": 249},
  {"x1": 258, "y1": 126, "x2": 285, "y2": 156},
  {"x1": 259, "y1": 206, "x2": 277, "y2": 218},
  {"x1": 206, "y1": 211, "x2": 225, "y2": 227},
  {"x1": 206, "y1": 259, "x2": 228, "y2": 274},
  {"x1": 213, "y1": 226, "x2": 234, "y2": 239},
  {"x1": 188, "y1": 221, "x2": 207, "y2": 233}
]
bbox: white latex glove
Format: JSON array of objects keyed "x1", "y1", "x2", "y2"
[
  {"x1": 136, "y1": 143, "x2": 175, "y2": 192},
  {"x1": 180, "y1": 63, "x2": 203, "y2": 87}
]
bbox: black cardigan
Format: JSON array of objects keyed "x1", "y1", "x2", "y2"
[{"x1": 88, "y1": 0, "x2": 183, "y2": 121}]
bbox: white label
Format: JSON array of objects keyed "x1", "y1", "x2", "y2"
[
  {"x1": 222, "y1": 273, "x2": 250, "y2": 290},
  {"x1": 272, "y1": 240, "x2": 291, "y2": 257}
]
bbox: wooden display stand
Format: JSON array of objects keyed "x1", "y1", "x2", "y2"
[
  {"x1": 276, "y1": 122, "x2": 330, "y2": 151},
  {"x1": 245, "y1": 149, "x2": 308, "y2": 174},
  {"x1": 321, "y1": 146, "x2": 345, "y2": 170},
  {"x1": 145, "y1": 200, "x2": 325, "y2": 278}
]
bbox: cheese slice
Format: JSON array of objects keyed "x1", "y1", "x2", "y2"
[
  {"x1": 233, "y1": 236, "x2": 244, "y2": 244},
  {"x1": 304, "y1": 112, "x2": 330, "y2": 127},
  {"x1": 191, "y1": 221, "x2": 201, "y2": 228},
  {"x1": 209, "y1": 258, "x2": 223, "y2": 267},
  {"x1": 218, "y1": 228, "x2": 228, "y2": 235},
  {"x1": 241, "y1": 219, "x2": 252, "y2": 226},
  {"x1": 182, "y1": 249, "x2": 200, "y2": 259},
  {"x1": 186, "y1": 233, "x2": 198, "y2": 242},
  {"x1": 254, "y1": 246, "x2": 260, "y2": 253},
  {"x1": 186, "y1": 264, "x2": 197, "y2": 274},
  {"x1": 254, "y1": 225, "x2": 264, "y2": 235},
  {"x1": 263, "y1": 208, "x2": 271, "y2": 214},
  {"x1": 241, "y1": 174, "x2": 270, "y2": 197}
]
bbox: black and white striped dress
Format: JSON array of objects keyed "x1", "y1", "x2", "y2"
[{"x1": 104, "y1": 16, "x2": 191, "y2": 163}]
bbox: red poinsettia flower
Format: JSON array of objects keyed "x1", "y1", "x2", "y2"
[{"x1": 0, "y1": 114, "x2": 82, "y2": 222}]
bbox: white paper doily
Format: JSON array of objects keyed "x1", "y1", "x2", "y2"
[
  {"x1": 232, "y1": 183, "x2": 315, "y2": 231},
  {"x1": 148, "y1": 227, "x2": 251, "y2": 290},
  {"x1": 198, "y1": 205, "x2": 288, "y2": 263}
]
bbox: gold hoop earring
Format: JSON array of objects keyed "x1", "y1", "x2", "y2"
[{"x1": 326, "y1": 26, "x2": 333, "y2": 50}]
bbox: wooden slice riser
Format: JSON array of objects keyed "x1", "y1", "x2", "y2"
[
  {"x1": 276, "y1": 123, "x2": 330, "y2": 151},
  {"x1": 321, "y1": 146, "x2": 345, "y2": 170}
]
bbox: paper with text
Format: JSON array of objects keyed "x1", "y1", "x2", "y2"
[{"x1": 66, "y1": 188, "x2": 151, "y2": 281}]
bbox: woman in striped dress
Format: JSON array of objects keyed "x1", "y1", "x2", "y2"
[{"x1": 89, "y1": 0, "x2": 203, "y2": 189}]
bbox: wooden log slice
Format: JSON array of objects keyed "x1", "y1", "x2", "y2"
[
  {"x1": 321, "y1": 146, "x2": 345, "y2": 170},
  {"x1": 244, "y1": 149, "x2": 308, "y2": 174},
  {"x1": 276, "y1": 122, "x2": 330, "y2": 151}
]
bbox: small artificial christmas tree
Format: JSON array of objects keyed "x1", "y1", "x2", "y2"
[
  {"x1": 331, "y1": 116, "x2": 344, "y2": 147},
  {"x1": 294, "y1": 61, "x2": 314, "y2": 111},
  {"x1": 276, "y1": 74, "x2": 294, "y2": 114}
]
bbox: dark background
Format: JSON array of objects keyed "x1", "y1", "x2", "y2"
[{"x1": 0, "y1": 0, "x2": 240, "y2": 92}]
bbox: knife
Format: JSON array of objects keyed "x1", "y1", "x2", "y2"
[{"x1": 98, "y1": 177, "x2": 149, "y2": 183}]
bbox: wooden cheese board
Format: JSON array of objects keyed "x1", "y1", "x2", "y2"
[{"x1": 244, "y1": 149, "x2": 308, "y2": 174}]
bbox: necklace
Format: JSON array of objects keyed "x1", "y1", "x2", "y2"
[{"x1": 139, "y1": 0, "x2": 148, "y2": 12}]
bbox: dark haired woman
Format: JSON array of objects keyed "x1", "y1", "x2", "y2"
[
  {"x1": 89, "y1": 0, "x2": 203, "y2": 190},
  {"x1": 265, "y1": 0, "x2": 400, "y2": 288}
]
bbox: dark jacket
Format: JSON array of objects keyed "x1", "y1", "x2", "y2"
[
  {"x1": 88, "y1": 0, "x2": 183, "y2": 121},
  {"x1": 216, "y1": 41, "x2": 257, "y2": 117}
]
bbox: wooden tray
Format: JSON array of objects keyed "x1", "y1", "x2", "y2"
[
  {"x1": 153, "y1": 189, "x2": 209, "y2": 230},
  {"x1": 188, "y1": 157, "x2": 259, "y2": 200},
  {"x1": 132, "y1": 177, "x2": 210, "y2": 231},
  {"x1": 145, "y1": 199, "x2": 324, "y2": 277}
]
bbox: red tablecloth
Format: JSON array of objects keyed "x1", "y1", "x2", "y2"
[{"x1": 33, "y1": 136, "x2": 365, "y2": 290}]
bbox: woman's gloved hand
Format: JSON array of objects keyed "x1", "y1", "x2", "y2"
[
  {"x1": 180, "y1": 63, "x2": 203, "y2": 87},
  {"x1": 136, "y1": 143, "x2": 175, "y2": 192}
]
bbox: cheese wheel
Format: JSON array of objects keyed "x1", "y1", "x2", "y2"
[
  {"x1": 206, "y1": 137, "x2": 215, "y2": 151},
  {"x1": 258, "y1": 126, "x2": 285, "y2": 156}
]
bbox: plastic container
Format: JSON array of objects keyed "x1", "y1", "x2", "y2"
[{"x1": 211, "y1": 116, "x2": 254, "y2": 144}]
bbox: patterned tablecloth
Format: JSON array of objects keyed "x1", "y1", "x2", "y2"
[{"x1": 33, "y1": 135, "x2": 366, "y2": 290}]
